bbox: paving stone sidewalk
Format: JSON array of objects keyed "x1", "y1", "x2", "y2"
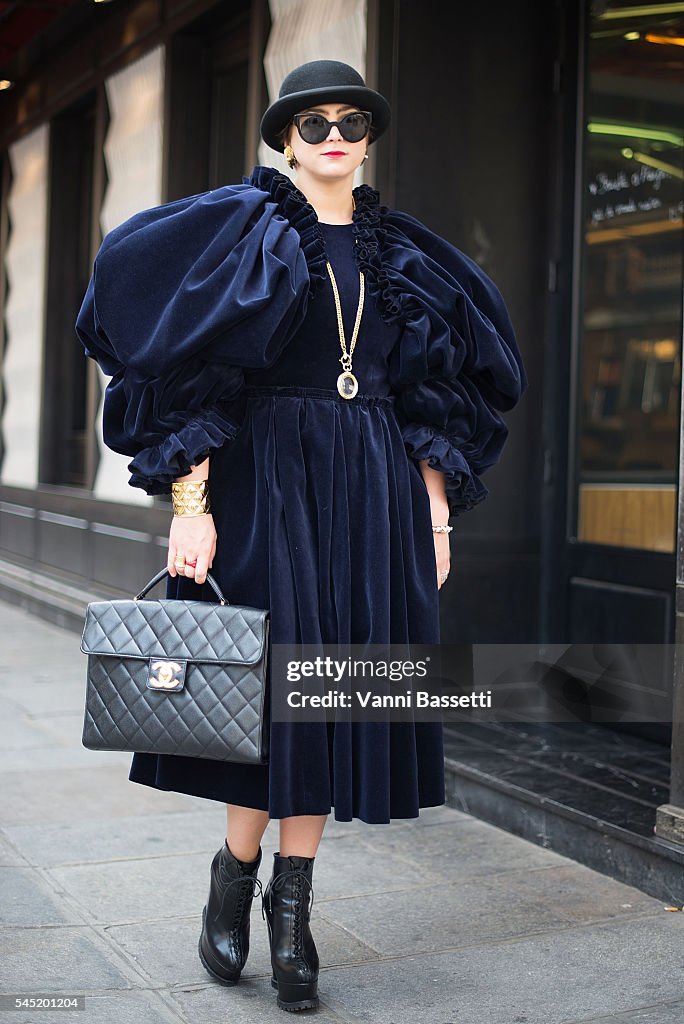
[{"x1": 1, "y1": 599, "x2": 683, "y2": 1024}]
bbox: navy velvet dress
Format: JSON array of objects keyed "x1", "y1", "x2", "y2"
[{"x1": 75, "y1": 165, "x2": 527, "y2": 824}]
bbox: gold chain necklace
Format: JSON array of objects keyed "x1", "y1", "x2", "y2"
[
  {"x1": 325, "y1": 193, "x2": 365, "y2": 400},
  {"x1": 327, "y1": 264, "x2": 364, "y2": 399}
]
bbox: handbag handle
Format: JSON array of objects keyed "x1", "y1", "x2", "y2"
[{"x1": 133, "y1": 567, "x2": 228, "y2": 605}]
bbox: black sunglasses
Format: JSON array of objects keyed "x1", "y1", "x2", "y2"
[{"x1": 291, "y1": 110, "x2": 373, "y2": 145}]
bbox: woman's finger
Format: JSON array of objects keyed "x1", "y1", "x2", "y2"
[
  {"x1": 193, "y1": 556, "x2": 209, "y2": 585},
  {"x1": 168, "y1": 546, "x2": 181, "y2": 577},
  {"x1": 434, "y1": 534, "x2": 451, "y2": 589},
  {"x1": 181, "y1": 560, "x2": 195, "y2": 578},
  {"x1": 172, "y1": 550, "x2": 211, "y2": 582}
]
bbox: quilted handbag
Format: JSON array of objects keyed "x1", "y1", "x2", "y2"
[{"x1": 80, "y1": 566, "x2": 269, "y2": 764}]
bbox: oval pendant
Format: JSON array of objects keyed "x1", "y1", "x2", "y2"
[{"x1": 337, "y1": 371, "x2": 359, "y2": 399}]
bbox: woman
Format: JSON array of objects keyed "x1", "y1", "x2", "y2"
[{"x1": 75, "y1": 59, "x2": 527, "y2": 1012}]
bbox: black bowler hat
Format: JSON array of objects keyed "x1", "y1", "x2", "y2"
[{"x1": 260, "y1": 59, "x2": 391, "y2": 153}]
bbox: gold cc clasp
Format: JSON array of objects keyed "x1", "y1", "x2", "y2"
[{"x1": 146, "y1": 658, "x2": 187, "y2": 691}]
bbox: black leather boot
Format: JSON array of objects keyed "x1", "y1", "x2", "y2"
[
  {"x1": 198, "y1": 840, "x2": 263, "y2": 985},
  {"x1": 262, "y1": 852, "x2": 320, "y2": 1011}
]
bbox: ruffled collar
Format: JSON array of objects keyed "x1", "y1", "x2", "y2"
[{"x1": 243, "y1": 165, "x2": 401, "y2": 323}]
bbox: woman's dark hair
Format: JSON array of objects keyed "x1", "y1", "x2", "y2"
[{"x1": 276, "y1": 122, "x2": 291, "y2": 150}]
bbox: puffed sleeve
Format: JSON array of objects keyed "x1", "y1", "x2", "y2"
[
  {"x1": 75, "y1": 184, "x2": 311, "y2": 495},
  {"x1": 382, "y1": 210, "x2": 528, "y2": 518}
]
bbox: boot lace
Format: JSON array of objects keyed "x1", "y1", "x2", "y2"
[
  {"x1": 261, "y1": 869, "x2": 315, "y2": 959},
  {"x1": 213, "y1": 873, "x2": 263, "y2": 928}
]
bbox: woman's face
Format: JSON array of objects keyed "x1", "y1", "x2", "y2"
[{"x1": 285, "y1": 102, "x2": 368, "y2": 179}]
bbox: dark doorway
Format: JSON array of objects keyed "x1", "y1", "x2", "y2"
[{"x1": 164, "y1": 0, "x2": 253, "y2": 201}]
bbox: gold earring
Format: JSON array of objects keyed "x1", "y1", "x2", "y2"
[{"x1": 284, "y1": 144, "x2": 297, "y2": 168}]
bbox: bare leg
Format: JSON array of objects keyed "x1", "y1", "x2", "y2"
[
  {"x1": 279, "y1": 814, "x2": 328, "y2": 857},
  {"x1": 226, "y1": 803, "x2": 270, "y2": 861}
]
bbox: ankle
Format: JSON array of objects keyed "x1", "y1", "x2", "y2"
[{"x1": 225, "y1": 838, "x2": 261, "y2": 865}]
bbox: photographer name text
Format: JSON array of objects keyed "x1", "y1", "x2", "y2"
[{"x1": 286, "y1": 690, "x2": 492, "y2": 709}]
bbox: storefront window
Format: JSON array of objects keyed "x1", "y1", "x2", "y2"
[{"x1": 576, "y1": 0, "x2": 684, "y2": 551}]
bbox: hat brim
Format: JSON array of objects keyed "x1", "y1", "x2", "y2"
[{"x1": 260, "y1": 85, "x2": 391, "y2": 153}]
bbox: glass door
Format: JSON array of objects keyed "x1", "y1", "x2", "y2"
[{"x1": 575, "y1": 0, "x2": 684, "y2": 552}]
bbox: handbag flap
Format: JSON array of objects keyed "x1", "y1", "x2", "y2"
[{"x1": 80, "y1": 598, "x2": 268, "y2": 665}]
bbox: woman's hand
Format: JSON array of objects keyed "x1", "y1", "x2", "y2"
[
  {"x1": 433, "y1": 528, "x2": 451, "y2": 590},
  {"x1": 431, "y1": 499, "x2": 451, "y2": 590},
  {"x1": 417, "y1": 459, "x2": 452, "y2": 590},
  {"x1": 168, "y1": 513, "x2": 217, "y2": 586}
]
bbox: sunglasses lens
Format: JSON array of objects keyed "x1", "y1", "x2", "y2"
[
  {"x1": 298, "y1": 115, "x2": 329, "y2": 143},
  {"x1": 339, "y1": 113, "x2": 370, "y2": 142}
]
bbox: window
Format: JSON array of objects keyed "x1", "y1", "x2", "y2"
[
  {"x1": 42, "y1": 90, "x2": 98, "y2": 489},
  {"x1": 575, "y1": 0, "x2": 684, "y2": 551}
]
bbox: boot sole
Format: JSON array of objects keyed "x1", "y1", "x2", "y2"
[
  {"x1": 265, "y1": 913, "x2": 319, "y2": 1010},
  {"x1": 270, "y1": 975, "x2": 320, "y2": 1011},
  {"x1": 197, "y1": 905, "x2": 241, "y2": 986}
]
